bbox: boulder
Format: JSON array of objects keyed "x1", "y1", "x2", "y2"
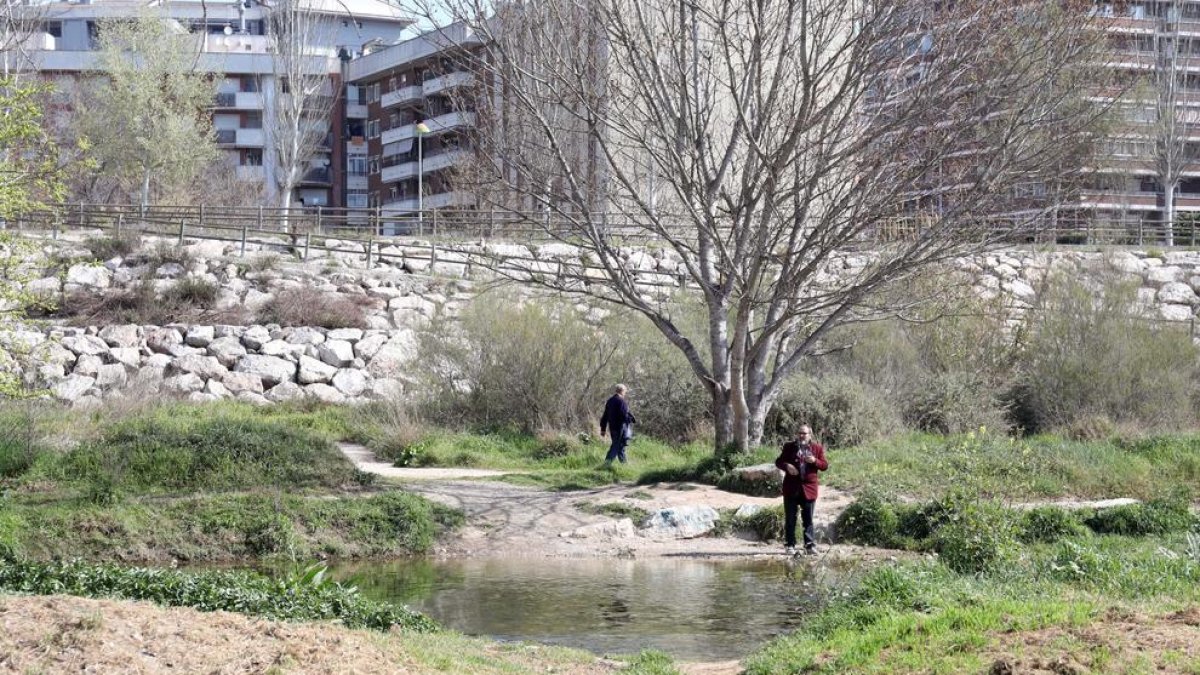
[
  {"x1": 264, "y1": 380, "x2": 305, "y2": 402},
  {"x1": 204, "y1": 379, "x2": 231, "y2": 399},
  {"x1": 234, "y1": 355, "x2": 297, "y2": 387},
  {"x1": 242, "y1": 288, "x2": 274, "y2": 312},
  {"x1": 366, "y1": 331, "x2": 418, "y2": 378},
  {"x1": 261, "y1": 339, "x2": 306, "y2": 360},
  {"x1": 318, "y1": 340, "x2": 354, "y2": 368},
  {"x1": 61, "y1": 335, "x2": 110, "y2": 356},
  {"x1": 65, "y1": 263, "x2": 111, "y2": 289},
  {"x1": 185, "y1": 325, "x2": 215, "y2": 347},
  {"x1": 109, "y1": 347, "x2": 141, "y2": 369},
  {"x1": 206, "y1": 336, "x2": 248, "y2": 368},
  {"x1": 1159, "y1": 282, "x2": 1198, "y2": 306},
  {"x1": 219, "y1": 371, "x2": 265, "y2": 395},
  {"x1": 170, "y1": 354, "x2": 228, "y2": 380},
  {"x1": 1147, "y1": 265, "x2": 1182, "y2": 285},
  {"x1": 97, "y1": 325, "x2": 141, "y2": 348},
  {"x1": 367, "y1": 378, "x2": 404, "y2": 399},
  {"x1": 560, "y1": 519, "x2": 637, "y2": 539},
  {"x1": 304, "y1": 383, "x2": 345, "y2": 404},
  {"x1": 94, "y1": 364, "x2": 128, "y2": 388},
  {"x1": 52, "y1": 374, "x2": 95, "y2": 402},
  {"x1": 327, "y1": 328, "x2": 364, "y2": 342},
  {"x1": 72, "y1": 354, "x2": 103, "y2": 376},
  {"x1": 235, "y1": 391, "x2": 271, "y2": 406},
  {"x1": 145, "y1": 327, "x2": 183, "y2": 355},
  {"x1": 241, "y1": 325, "x2": 272, "y2": 350},
  {"x1": 641, "y1": 506, "x2": 721, "y2": 538},
  {"x1": 1160, "y1": 303, "x2": 1193, "y2": 322},
  {"x1": 284, "y1": 327, "x2": 326, "y2": 345},
  {"x1": 298, "y1": 355, "x2": 338, "y2": 384},
  {"x1": 162, "y1": 373, "x2": 205, "y2": 395},
  {"x1": 155, "y1": 262, "x2": 185, "y2": 278},
  {"x1": 331, "y1": 369, "x2": 369, "y2": 397}
]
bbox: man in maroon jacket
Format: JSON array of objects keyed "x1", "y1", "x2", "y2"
[{"x1": 774, "y1": 424, "x2": 829, "y2": 555}]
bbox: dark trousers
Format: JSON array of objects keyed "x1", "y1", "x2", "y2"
[
  {"x1": 604, "y1": 434, "x2": 628, "y2": 463},
  {"x1": 783, "y1": 494, "x2": 816, "y2": 549}
]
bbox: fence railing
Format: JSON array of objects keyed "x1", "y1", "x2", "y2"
[{"x1": 5, "y1": 203, "x2": 1200, "y2": 250}]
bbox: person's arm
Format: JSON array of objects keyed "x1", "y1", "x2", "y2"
[
  {"x1": 810, "y1": 444, "x2": 829, "y2": 471},
  {"x1": 775, "y1": 444, "x2": 799, "y2": 476},
  {"x1": 600, "y1": 400, "x2": 610, "y2": 437},
  {"x1": 621, "y1": 398, "x2": 636, "y2": 424}
]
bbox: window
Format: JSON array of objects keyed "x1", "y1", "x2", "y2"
[
  {"x1": 45, "y1": 21, "x2": 62, "y2": 38},
  {"x1": 388, "y1": 111, "x2": 399, "y2": 129},
  {"x1": 389, "y1": 185, "x2": 399, "y2": 200},
  {"x1": 369, "y1": 157, "x2": 380, "y2": 174},
  {"x1": 347, "y1": 189, "x2": 368, "y2": 208},
  {"x1": 366, "y1": 83, "x2": 381, "y2": 103},
  {"x1": 244, "y1": 111, "x2": 263, "y2": 129},
  {"x1": 243, "y1": 149, "x2": 263, "y2": 166},
  {"x1": 366, "y1": 120, "x2": 379, "y2": 138},
  {"x1": 388, "y1": 77, "x2": 397, "y2": 92},
  {"x1": 348, "y1": 157, "x2": 367, "y2": 175},
  {"x1": 368, "y1": 194, "x2": 379, "y2": 208}
]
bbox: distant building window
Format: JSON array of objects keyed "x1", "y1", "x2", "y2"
[
  {"x1": 388, "y1": 185, "x2": 398, "y2": 200},
  {"x1": 243, "y1": 149, "x2": 263, "y2": 166},
  {"x1": 45, "y1": 21, "x2": 62, "y2": 38},
  {"x1": 347, "y1": 190, "x2": 368, "y2": 208},
  {"x1": 366, "y1": 120, "x2": 379, "y2": 138},
  {"x1": 369, "y1": 157, "x2": 380, "y2": 174}
]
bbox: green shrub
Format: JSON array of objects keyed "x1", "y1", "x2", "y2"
[
  {"x1": 164, "y1": 277, "x2": 219, "y2": 306},
  {"x1": 1018, "y1": 506, "x2": 1087, "y2": 543},
  {"x1": 0, "y1": 412, "x2": 41, "y2": 480},
  {"x1": 1011, "y1": 271, "x2": 1199, "y2": 432},
  {"x1": 532, "y1": 434, "x2": 585, "y2": 461},
  {"x1": 620, "y1": 649, "x2": 679, "y2": 674},
  {"x1": 904, "y1": 371, "x2": 1009, "y2": 435},
  {"x1": 244, "y1": 513, "x2": 299, "y2": 558},
  {"x1": 765, "y1": 374, "x2": 900, "y2": 447},
  {"x1": 716, "y1": 469, "x2": 781, "y2": 497},
  {"x1": 85, "y1": 235, "x2": 139, "y2": 261},
  {"x1": 834, "y1": 491, "x2": 900, "y2": 547},
  {"x1": 1083, "y1": 496, "x2": 1197, "y2": 536},
  {"x1": 732, "y1": 505, "x2": 785, "y2": 542},
  {"x1": 933, "y1": 502, "x2": 1018, "y2": 574},
  {"x1": 0, "y1": 557, "x2": 438, "y2": 632}
]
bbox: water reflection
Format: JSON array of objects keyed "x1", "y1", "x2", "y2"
[{"x1": 330, "y1": 557, "x2": 824, "y2": 661}]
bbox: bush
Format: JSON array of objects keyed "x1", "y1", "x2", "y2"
[
  {"x1": 257, "y1": 286, "x2": 371, "y2": 329},
  {"x1": 716, "y1": 469, "x2": 781, "y2": 497},
  {"x1": 244, "y1": 513, "x2": 299, "y2": 558},
  {"x1": 163, "y1": 277, "x2": 219, "y2": 306},
  {"x1": 765, "y1": 374, "x2": 901, "y2": 447},
  {"x1": 1018, "y1": 506, "x2": 1087, "y2": 543},
  {"x1": 1083, "y1": 496, "x2": 1197, "y2": 536},
  {"x1": 0, "y1": 557, "x2": 438, "y2": 632},
  {"x1": 532, "y1": 434, "x2": 586, "y2": 461},
  {"x1": 85, "y1": 235, "x2": 139, "y2": 261},
  {"x1": 834, "y1": 491, "x2": 900, "y2": 547},
  {"x1": 0, "y1": 411, "x2": 42, "y2": 480},
  {"x1": 933, "y1": 502, "x2": 1018, "y2": 574},
  {"x1": 732, "y1": 505, "x2": 785, "y2": 542},
  {"x1": 904, "y1": 371, "x2": 1009, "y2": 435},
  {"x1": 1011, "y1": 271, "x2": 1199, "y2": 432}
]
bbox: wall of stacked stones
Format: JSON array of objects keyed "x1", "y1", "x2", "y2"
[{"x1": 7, "y1": 234, "x2": 1200, "y2": 406}]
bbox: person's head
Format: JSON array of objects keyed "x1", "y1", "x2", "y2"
[
  {"x1": 614, "y1": 383, "x2": 628, "y2": 397},
  {"x1": 797, "y1": 425, "x2": 812, "y2": 443}
]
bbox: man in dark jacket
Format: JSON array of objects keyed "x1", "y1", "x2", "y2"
[
  {"x1": 600, "y1": 384, "x2": 637, "y2": 464},
  {"x1": 774, "y1": 424, "x2": 829, "y2": 555}
]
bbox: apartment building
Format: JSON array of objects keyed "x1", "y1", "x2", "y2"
[
  {"x1": 20, "y1": 0, "x2": 414, "y2": 209},
  {"x1": 345, "y1": 22, "x2": 481, "y2": 231},
  {"x1": 1078, "y1": 0, "x2": 1200, "y2": 235}
]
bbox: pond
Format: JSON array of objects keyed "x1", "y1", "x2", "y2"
[{"x1": 328, "y1": 556, "x2": 832, "y2": 662}]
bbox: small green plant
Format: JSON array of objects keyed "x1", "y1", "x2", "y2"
[
  {"x1": 1083, "y1": 496, "x2": 1197, "y2": 536},
  {"x1": 244, "y1": 513, "x2": 298, "y2": 558},
  {"x1": 619, "y1": 649, "x2": 679, "y2": 674},
  {"x1": 257, "y1": 286, "x2": 370, "y2": 329},
  {"x1": 84, "y1": 234, "x2": 139, "y2": 261},
  {"x1": 1018, "y1": 506, "x2": 1087, "y2": 543},
  {"x1": 933, "y1": 501, "x2": 1018, "y2": 574},
  {"x1": 732, "y1": 505, "x2": 785, "y2": 542},
  {"x1": 834, "y1": 490, "x2": 900, "y2": 546},
  {"x1": 576, "y1": 501, "x2": 650, "y2": 523},
  {"x1": 164, "y1": 277, "x2": 218, "y2": 306}
]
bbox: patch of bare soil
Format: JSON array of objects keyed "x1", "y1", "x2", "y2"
[
  {"x1": 982, "y1": 607, "x2": 1200, "y2": 675},
  {"x1": 0, "y1": 594, "x2": 618, "y2": 674}
]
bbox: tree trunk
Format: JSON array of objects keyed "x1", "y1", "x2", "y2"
[
  {"x1": 1165, "y1": 182, "x2": 1177, "y2": 247},
  {"x1": 140, "y1": 169, "x2": 151, "y2": 209},
  {"x1": 711, "y1": 385, "x2": 734, "y2": 450}
]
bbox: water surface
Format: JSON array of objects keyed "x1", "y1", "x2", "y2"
[{"x1": 330, "y1": 556, "x2": 827, "y2": 661}]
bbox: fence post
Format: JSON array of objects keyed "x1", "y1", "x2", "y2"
[
  {"x1": 53, "y1": 209, "x2": 61, "y2": 240},
  {"x1": 365, "y1": 238, "x2": 374, "y2": 268},
  {"x1": 433, "y1": 209, "x2": 439, "y2": 239},
  {"x1": 116, "y1": 213, "x2": 123, "y2": 238},
  {"x1": 240, "y1": 218, "x2": 249, "y2": 257},
  {"x1": 198, "y1": 204, "x2": 205, "y2": 230},
  {"x1": 257, "y1": 205, "x2": 263, "y2": 231},
  {"x1": 303, "y1": 232, "x2": 311, "y2": 260},
  {"x1": 177, "y1": 217, "x2": 186, "y2": 246},
  {"x1": 79, "y1": 202, "x2": 85, "y2": 230},
  {"x1": 316, "y1": 206, "x2": 323, "y2": 234},
  {"x1": 488, "y1": 206, "x2": 495, "y2": 239},
  {"x1": 430, "y1": 240, "x2": 437, "y2": 269}
]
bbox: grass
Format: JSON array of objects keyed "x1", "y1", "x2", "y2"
[
  {"x1": 743, "y1": 530, "x2": 1200, "y2": 674},
  {"x1": 824, "y1": 430, "x2": 1200, "y2": 500},
  {"x1": 575, "y1": 500, "x2": 651, "y2": 523}
]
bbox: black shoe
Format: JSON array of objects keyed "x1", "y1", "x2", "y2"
[{"x1": 804, "y1": 546, "x2": 818, "y2": 556}]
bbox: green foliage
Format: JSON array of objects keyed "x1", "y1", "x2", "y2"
[
  {"x1": 904, "y1": 370, "x2": 1010, "y2": 435},
  {"x1": 76, "y1": 10, "x2": 219, "y2": 205},
  {"x1": 85, "y1": 235, "x2": 140, "y2": 261},
  {"x1": 619, "y1": 649, "x2": 679, "y2": 674},
  {"x1": 715, "y1": 468, "x2": 781, "y2": 497},
  {"x1": 765, "y1": 373, "x2": 900, "y2": 447},
  {"x1": 0, "y1": 407, "x2": 43, "y2": 479},
  {"x1": 0, "y1": 78, "x2": 65, "y2": 218},
  {"x1": 0, "y1": 557, "x2": 438, "y2": 632},
  {"x1": 163, "y1": 276, "x2": 219, "y2": 306},
  {"x1": 1083, "y1": 496, "x2": 1198, "y2": 536},
  {"x1": 834, "y1": 490, "x2": 901, "y2": 546},
  {"x1": 731, "y1": 505, "x2": 785, "y2": 542},
  {"x1": 244, "y1": 513, "x2": 299, "y2": 558},
  {"x1": 1018, "y1": 506, "x2": 1088, "y2": 543},
  {"x1": 576, "y1": 501, "x2": 651, "y2": 523},
  {"x1": 1011, "y1": 271, "x2": 1199, "y2": 432},
  {"x1": 933, "y1": 502, "x2": 1019, "y2": 574}
]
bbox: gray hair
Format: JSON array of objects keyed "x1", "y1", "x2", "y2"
[{"x1": 614, "y1": 383, "x2": 628, "y2": 394}]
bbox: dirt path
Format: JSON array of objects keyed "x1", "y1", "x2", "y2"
[{"x1": 339, "y1": 442, "x2": 862, "y2": 560}]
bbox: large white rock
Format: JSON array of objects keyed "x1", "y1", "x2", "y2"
[
  {"x1": 354, "y1": 332, "x2": 390, "y2": 360},
  {"x1": 219, "y1": 370, "x2": 265, "y2": 395},
  {"x1": 240, "y1": 325, "x2": 271, "y2": 350},
  {"x1": 261, "y1": 339, "x2": 306, "y2": 360},
  {"x1": 297, "y1": 355, "x2": 337, "y2": 384},
  {"x1": 94, "y1": 363, "x2": 128, "y2": 388},
  {"x1": 242, "y1": 288, "x2": 274, "y2": 312},
  {"x1": 366, "y1": 331, "x2": 418, "y2": 378},
  {"x1": 206, "y1": 336, "x2": 248, "y2": 367},
  {"x1": 109, "y1": 347, "x2": 141, "y2": 369},
  {"x1": 155, "y1": 262, "x2": 185, "y2": 278},
  {"x1": 1160, "y1": 303, "x2": 1194, "y2": 322},
  {"x1": 284, "y1": 327, "x2": 326, "y2": 345},
  {"x1": 72, "y1": 354, "x2": 103, "y2": 376},
  {"x1": 264, "y1": 380, "x2": 305, "y2": 402},
  {"x1": 145, "y1": 327, "x2": 183, "y2": 355},
  {"x1": 185, "y1": 325, "x2": 215, "y2": 347},
  {"x1": 235, "y1": 391, "x2": 272, "y2": 406},
  {"x1": 162, "y1": 373, "x2": 205, "y2": 394},
  {"x1": 204, "y1": 379, "x2": 231, "y2": 399},
  {"x1": 327, "y1": 328, "x2": 364, "y2": 342},
  {"x1": 331, "y1": 368, "x2": 369, "y2": 397},
  {"x1": 1159, "y1": 282, "x2": 1198, "y2": 306},
  {"x1": 641, "y1": 506, "x2": 722, "y2": 538},
  {"x1": 65, "y1": 264, "x2": 111, "y2": 289},
  {"x1": 26, "y1": 276, "x2": 61, "y2": 297},
  {"x1": 52, "y1": 374, "x2": 95, "y2": 402},
  {"x1": 318, "y1": 340, "x2": 354, "y2": 368},
  {"x1": 560, "y1": 518, "x2": 637, "y2": 539},
  {"x1": 1106, "y1": 251, "x2": 1144, "y2": 274},
  {"x1": 1147, "y1": 265, "x2": 1182, "y2": 285},
  {"x1": 234, "y1": 355, "x2": 297, "y2": 387},
  {"x1": 170, "y1": 354, "x2": 228, "y2": 380},
  {"x1": 61, "y1": 335, "x2": 110, "y2": 356},
  {"x1": 304, "y1": 383, "x2": 345, "y2": 403},
  {"x1": 367, "y1": 377, "x2": 404, "y2": 399}
]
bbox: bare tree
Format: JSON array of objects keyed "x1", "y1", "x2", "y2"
[
  {"x1": 1144, "y1": 0, "x2": 1199, "y2": 246},
  {"x1": 265, "y1": 0, "x2": 336, "y2": 218},
  {"x1": 0, "y1": 0, "x2": 51, "y2": 78},
  {"x1": 409, "y1": 0, "x2": 1108, "y2": 452}
]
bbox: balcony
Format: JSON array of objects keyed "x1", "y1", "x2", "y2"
[
  {"x1": 346, "y1": 175, "x2": 368, "y2": 190},
  {"x1": 381, "y1": 190, "x2": 476, "y2": 215},
  {"x1": 301, "y1": 168, "x2": 332, "y2": 185},
  {"x1": 236, "y1": 165, "x2": 265, "y2": 180},
  {"x1": 381, "y1": 85, "x2": 423, "y2": 109},
  {"x1": 424, "y1": 71, "x2": 473, "y2": 96},
  {"x1": 346, "y1": 102, "x2": 368, "y2": 118},
  {"x1": 380, "y1": 111, "x2": 477, "y2": 145},
  {"x1": 346, "y1": 138, "x2": 368, "y2": 155},
  {"x1": 380, "y1": 149, "x2": 472, "y2": 183},
  {"x1": 236, "y1": 128, "x2": 265, "y2": 146},
  {"x1": 1077, "y1": 190, "x2": 1159, "y2": 210},
  {"x1": 214, "y1": 91, "x2": 265, "y2": 109},
  {"x1": 347, "y1": 23, "x2": 482, "y2": 81},
  {"x1": 216, "y1": 129, "x2": 237, "y2": 145}
]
